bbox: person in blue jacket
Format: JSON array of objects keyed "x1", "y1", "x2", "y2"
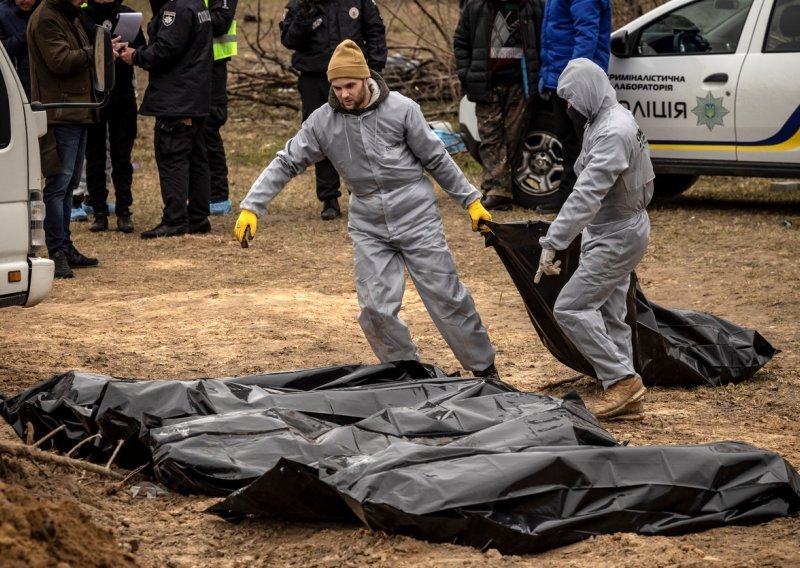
[{"x1": 536, "y1": 0, "x2": 611, "y2": 214}]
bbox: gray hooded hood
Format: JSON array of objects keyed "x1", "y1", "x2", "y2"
[{"x1": 541, "y1": 58, "x2": 655, "y2": 251}]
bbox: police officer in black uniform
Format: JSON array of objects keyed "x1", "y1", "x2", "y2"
[
  {"x1": 280, "y1": 0, "x2": 387, "y2": 220},
  {"x1": 120, "y1": 0, "x2": 213, "y2": 238},
  {"x1": 80, "y1": 0, "x2": 146, "y2": 234}
]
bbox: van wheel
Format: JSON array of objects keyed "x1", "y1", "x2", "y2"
[
  {"x1": 653, "y1": 174, "x2": 698, "y2": 198},
  {"x1": 512, "y1": 111, "x2": 565, "y2": 209}
]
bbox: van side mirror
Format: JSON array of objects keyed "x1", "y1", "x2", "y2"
[
  {"x1": 610, "y1": 31, "x2": 632, "y2": 58},
  {"x1": 93, "y1": 25, "x2": 115, "y2": 93}
]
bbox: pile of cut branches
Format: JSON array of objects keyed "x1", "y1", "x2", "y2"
[{"x1": 227, "y1": 0, "x2": 462, "y2": 118}]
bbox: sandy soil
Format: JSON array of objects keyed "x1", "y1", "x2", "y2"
[{"x1": 1, "y1": 108, "x2": 800, "y2": 566}]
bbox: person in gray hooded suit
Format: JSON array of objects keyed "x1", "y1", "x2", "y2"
[
  {"x1": 535, "y1": 57, "x2": 654, "y2": 420},
  {"x1": 235, "y1": 39, "x2": 498, "y2": 378}
]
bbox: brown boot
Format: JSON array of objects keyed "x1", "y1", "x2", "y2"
[{"x1": 590, "y1": 375, "x2": 646, "y2": 420}]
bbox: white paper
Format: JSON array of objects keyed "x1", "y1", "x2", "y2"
[{"x1": 113, "y1": 13, "x2": 142, "y2": 44}]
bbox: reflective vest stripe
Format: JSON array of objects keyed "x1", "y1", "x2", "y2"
[{"x1": 213, "y1": 20, "x2": 237, "y2": 60}]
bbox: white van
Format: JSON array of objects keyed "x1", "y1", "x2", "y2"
[
  {"x1": 459, "y1": 0, "x2": 800, "y2": 205},
  {"x1": 0, "y1": 27, "x2": 114, "y2": 308}
]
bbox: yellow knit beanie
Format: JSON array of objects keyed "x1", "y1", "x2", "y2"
[{"x1": 327, "y1": 39, "x2": 370, "y2": 82}]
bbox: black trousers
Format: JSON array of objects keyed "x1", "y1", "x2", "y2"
[
  {"x1": 206, "y1": 60, "x2": 230, "y2": 203},
  {"x1": 298, "y1": 72, "x2": 341, "y2": 202},
  {"x1": 85, "y1": 96, "x2": 137, "y2": 217},
  {"x1": 551, "y1": 94, "x2": 584, "y2": 204},
  {"x1": 154, "y1": 116, "x2": 210, "y2": 226}
]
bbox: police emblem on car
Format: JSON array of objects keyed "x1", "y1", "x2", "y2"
[{"x1": 163, "y1": 11, "x2": 176, "y2": 26}]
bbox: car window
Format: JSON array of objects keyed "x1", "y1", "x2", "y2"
[
  {"x1": 764, "y1": 0, "x2": 800, "y2": 52},
  {"x1": 0, "y1": 69, "x2": 10, "y2": 149},
  {"x1": 634, "y1": 0, "x2": 754, "y2": 56}
]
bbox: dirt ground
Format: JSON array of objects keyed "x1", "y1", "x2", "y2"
[{"x1": 0, "y1": 105, "x2": 799, "y2": 566}]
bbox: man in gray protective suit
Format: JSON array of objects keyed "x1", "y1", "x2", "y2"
[
  {"x1": 235, "y1": 39, "x2": 499, "y2": 378},
  {"x1": 535, "y1": 58, "x2": 654, "y2": 420}
]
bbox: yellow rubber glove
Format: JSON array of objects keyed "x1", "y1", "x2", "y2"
[
  {"x1": 467, "y1": 199, "x2": 492, "y2": 233},
  {"x1": 235, "y1": 209, "x2": 257, "y2": 244}
]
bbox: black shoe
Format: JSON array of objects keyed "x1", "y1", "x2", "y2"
[
  {"x1": 89, "y1": 214, "x2": 108, "y2": 232},
  {"x1": 116, "y1": 215, "x2": 134, "y2": 234},
  {"x1": 65, "y1": 246, "x2": 99, "y2": 268},
  {"x1": 473, "y1": 363, "x2": 500, "y2": 379},
  {"x1": 51, "y1": 250, "x2": 74, "y2": 279},
  {"x1": 320, "y1": 199, "x2": 341, "y2": 221},
  {"x1": 188, "y1": 218, "x2": 212, "y2": 234},
  {"x1": 140, "y1": 223, "x2": 187, "y2": 239},
  {"x1": 481, "y1": 194, "x2": 513, "y2": 211}
]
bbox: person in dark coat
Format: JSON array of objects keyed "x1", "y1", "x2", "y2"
[
  {"x1": 120, "y1": 0, "x2": 213, "y2": 238},
  {"x1": 454, "y1": 0, "x2": 544, "y2": 211},
  {"x1": 0, "y1": 0, "x2": 37, "y2": 99},
  {"x1": 80, "y1": 0, "x2": 145, "y2": 234},
  {"x1": 279, "y1": 0, "x2": 387, "y2": 221},
  {"x1": 28, "y1": 0, "x2": 101, "y2": 278}
]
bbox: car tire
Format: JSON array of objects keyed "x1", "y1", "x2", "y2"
[
  {"x1": 512, "y1": 111, "x2": 565, "y2": 209},
  {"x1": 653, "y1": 174, "x2": 698, "y2": 198}
]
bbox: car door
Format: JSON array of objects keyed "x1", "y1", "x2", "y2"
[
  {"x1": 610, "y1": 0, "x2": 760, "y2": 162},
  {"x1": 734, "y1": 0, "x2": 800, "y2": 166}
]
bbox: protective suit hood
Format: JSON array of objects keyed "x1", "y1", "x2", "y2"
[{"x1": 556, "y1": 58, "x2": 616, "y2": 122}]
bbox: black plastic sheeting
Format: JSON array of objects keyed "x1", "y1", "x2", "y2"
[
  {"x1": 2, "y1": 363, "x2": 799, "y2": 554},
  {"x1": 485, "y1": 221, "x2": 778, "y2": 387}
]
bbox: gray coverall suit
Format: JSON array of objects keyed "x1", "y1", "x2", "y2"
[
  {"x1": 540, "y1": 58, "x2": 654, "y2": 388},
  {"x1": 240, "y1": 73, "x2": 495, "y2": 372}
]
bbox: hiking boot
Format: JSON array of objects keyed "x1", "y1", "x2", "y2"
[
  {"x1": 473, "y1": 363, "x2": 500, "y2": 379},
  {"x1": 320, "y1": 199, "x2": 341, "y2": 220},
  {"x1": 65, "y1": 246, "x2": 99, "y2": 268},
  {"x1": 605, "y1": 400, "x2": 645, "y2": 421},
  {"x1": 481, "y1": 194, "x2": 513, "y2": 211},
  {"x1": 141, "y1": 223, "x2": 187, "y2": 239},
  {"x1": 209, "y1": 199, "x2": 232, "y2": 216},
  {"x1": 89, "y1": 214, "x2": 108, "y2": 232},
  {"x1": 51, "y1": 250, "x2": 74, "y2": 279},
  {"x1": 116, "y1": 215, "x2": 134, "y2": 234},
  {"x1": 590, "y1": 374, "x2": 647, "y2": 419}
]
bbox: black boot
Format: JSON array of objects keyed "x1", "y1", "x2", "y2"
[
  {"x1": 89, "y1": 214, "x2": 108, "y2": 232},
  {"x1": 320, "y1": 198, "x2": 341, "y2": 220},
  {"x1": 66, "y1": 246, "x2": 99, "y2": 268},
  {"x1": 141, "y1": 223, "x2": 187, "y2": 239},
  {"x1": 116, "y1": 215, "x2": 134, "y2": 234},
  {"x1": 51, "y1": 250, "x2": 74, "y2": 279}
]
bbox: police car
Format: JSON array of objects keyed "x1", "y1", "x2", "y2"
[{"x1": 459, "y1": 0, "x2": 800, "y2": 205}]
